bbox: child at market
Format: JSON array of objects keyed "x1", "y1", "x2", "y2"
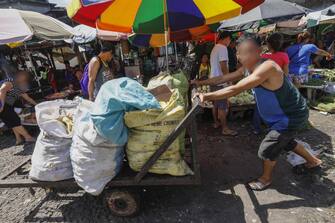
[
  {"x1": 192, "y1": 34, "x2": 322, "y2": 191},
  {"x1": 197, "y1": 54, "x2": 211, "y2": 80}
]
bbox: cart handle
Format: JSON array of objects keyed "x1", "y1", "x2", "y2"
[{"x1": 134, "y1": 102, "x2": 202, "y2": 183}]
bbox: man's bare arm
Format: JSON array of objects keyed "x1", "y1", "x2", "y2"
[
  {"x1": 0, "y1": 82, "x2": 13, "y2": 112},
  {"x1": 220, "y1": 60, "x2": 229, "y2": 75},
  {"x1": 193, "y1": 68, "x2": 244, "y2": 86},
  {"x1": 202, "y1": 61, "x2": 275, "y2": 101},
  {"x1": 88, "y1": 59, "x2": 100, "y2": 101}
]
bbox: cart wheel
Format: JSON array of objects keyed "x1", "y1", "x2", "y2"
[{"x1": 105, "y1": 189, "x2": 140, "y2": 217}]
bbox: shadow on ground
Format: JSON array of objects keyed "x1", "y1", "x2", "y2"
[{"x1": 22, "y1": 111, "x2": 335, "y2": 223}]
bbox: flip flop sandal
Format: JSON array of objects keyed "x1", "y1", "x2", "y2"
[
  {"x1": 292, "y1": 164, "x2": 308, "y2": 175},
  {"x1": 15, "y1": 141, "x2": 24, "y2": 146},
  {"x1": 246, "y1": 179, "x2": 272, "y2": 191},
  {"x1": 222, "y1": 130, "x2": 238, "y2": 136},
  {"x1": 305, "y1": 165, "x2": 322, "y2": 174},
  {"x1": 25, "y1": 139, "x2": 36, "y2": 145},
  {"x1": 213, "y1": 123, "x2": 221, "y2": 129}
]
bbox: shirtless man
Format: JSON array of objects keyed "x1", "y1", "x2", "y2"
[{"x1": 192, "y1": 34, "x2": 322, "y2": 190}]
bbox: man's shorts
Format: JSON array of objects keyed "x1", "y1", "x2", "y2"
[
  {"x1": 258, "y1": 130, "x2": 298, "y2": 161},
  {"x1": 210, "y1": 85, "x2": 229, "y2": 112}
]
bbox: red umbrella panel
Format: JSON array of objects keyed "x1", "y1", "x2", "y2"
[{"x1": 67, "y1": 0, "x2": 114, "y2": 27}]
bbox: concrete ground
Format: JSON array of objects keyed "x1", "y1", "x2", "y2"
[{"x1": 0, "y1": 110, "x2": 334, "y2": 223}]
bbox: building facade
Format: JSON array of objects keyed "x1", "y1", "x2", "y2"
[
  {"x1": 0, "y1": 0, "x2": 69, "y2": 24},
  {"x1": 288, "y1": 0, "x2": 335, "y2": 10},
  {"x1": 0, "y1": 0, "x2": 52, "y2": 14}
]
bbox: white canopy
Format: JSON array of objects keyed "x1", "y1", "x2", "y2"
[
  {"x1": 0, "y1": 9, "x2": 32, "y2": 44},
  {"x1": 306, "y1": 5, "x2": 335, "y2": 27},
  {"x1": 219, "y1": 0, "x2": 308, "y2": 30},
  {"x1": 71, "y1": 24, "x2": 128, "y2": 44},
  {"x1": 0, "y1": 9, "x2": 74, "y2": 45}
]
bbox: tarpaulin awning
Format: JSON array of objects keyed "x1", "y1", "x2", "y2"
[
  {"x1": 0, "y1": 9, "x2": 74, "y2": 45},
  {"x1": 219, "y1": 0, "x2": 309, "y2": 30},
  {"x1": 71, "y1": 24, "x2": 128, "y2": 44},
  {"x1": 306, "y1": 4, "x2": 335, "y2": 27}
]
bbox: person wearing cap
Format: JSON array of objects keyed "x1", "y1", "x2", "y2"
[
  {"x1": 88, "y1": 43, "x2": 114, "y2": 101},
  {"x1": 209, "y1": 31, "x2": 237, "y2": 136}
]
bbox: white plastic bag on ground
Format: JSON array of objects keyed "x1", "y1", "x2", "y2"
[
  {"x1": 30, "y1": 100, "x2": 78, "y2": 181},
  {"x1": 286, "y1": 140, "x2": 321, "y2": 166},
  {"x1": 70, "y1": 99, "x2": 124, "y2": 196}
]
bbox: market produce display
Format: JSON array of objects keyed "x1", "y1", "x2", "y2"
[
  {"x1": 191, "y1": 87, "x2": 213, "y2": 108},
  {"x1": 310, "y1": 95, "x2": 335, "y2": 113},
  {"x1": 304, "y1": 78, "x2": 326, "y2": 87},
  {"x1": 229, "y1": 91, "x2": 255, "y2": 105},
  {"x1": 319, "y1": 69, "x2": 335, "y2": 82}
]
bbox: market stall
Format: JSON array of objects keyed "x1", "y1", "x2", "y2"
[{"x1": 2, "y1": 0, "x2": 271, "y2": 216}]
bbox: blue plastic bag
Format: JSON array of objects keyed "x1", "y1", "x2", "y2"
[{"x1": 90, "y1": 77, "x2": 161, "y2": 145}]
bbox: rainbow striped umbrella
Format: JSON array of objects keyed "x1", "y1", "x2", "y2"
[
  {"x1": 129, "y1": 23, "x2": 219, "y2": 47},
  {"x1": 67, "y1": 0, "x2": 264, "y2": 34}
]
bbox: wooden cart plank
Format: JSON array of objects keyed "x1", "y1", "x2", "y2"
[
  {"x1": 0, "y1": 156, "x2": 31, "y2": 180},
  {"x1": 0, "y1": 175, "x2": 200, "y2": 189}
]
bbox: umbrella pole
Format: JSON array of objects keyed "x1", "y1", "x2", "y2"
[
  {"x1": 24, "y1": 44, "x2": 41, "y2": 92},
  {"x1": 60, "y1": 47, "x2": 65, "y2": 63},
  {"x1": 163, "y1": 0, "x2": 169, "y2": 72},
  {"x1": 120, "y1": 43, "x2": 124, "y2": 62},
  {"x1": 164, "y1": 31, "x2": 169, "y2": 72},
  {"x1": 174, "y1": 42, "x2": 178, "y2": 65}
]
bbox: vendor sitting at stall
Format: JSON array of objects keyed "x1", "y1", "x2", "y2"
[
  {"x1": 88, "y1": 43, "x2": 114, "y2": 101},
  {"x1": 192, "y1": 34, "x2": 322, "y2": 191},
  {"x1": 0, "y1": 71, "x2": 37, "y2": 145}
]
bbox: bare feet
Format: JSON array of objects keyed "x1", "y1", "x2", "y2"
[
  {"x1": 305, "y1": 158, "x2": 322, "y2": 169},
  {"x1": 15, "y1": 140, "x2": 24, "y2": 146},
  {"x1": 25, "y1": 137, "x2": 36, "y2": 144},
  {"x1": 213, "y1": 122, "x2": 221, "y2": 129}
]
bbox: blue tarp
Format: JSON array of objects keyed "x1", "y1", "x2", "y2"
[{"x1": 90, "y1": 77, "x2": 161, "y2": 145}]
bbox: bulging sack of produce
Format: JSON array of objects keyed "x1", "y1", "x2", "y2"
[
  {"x1": 30, "y1": 100, "x2": 78, "y2": 181},
  {"x1": 147, "y1": 71, "x2": 174, "y2": 90},
  {"x1": 30, "y1": 132, "x2": 73, "y2": 181},
  {"x1": 35, "y1": 100, "x2": 78, "y2": 138},
  {"x1": 70, "y1": 100, "x2": 124, "y2": 196},
  {"x1": 124, "y1": 90, "x2": 193, "y2": 176},
  {"x1": 91, "y1": 77, "x2": 161, "y2": 145},
  {"x1": 147, "y1": 70, "x2": 189, "y2": 105},
  {"x1": 147, "y1": 71, "x2": 189, "y2": 154}
]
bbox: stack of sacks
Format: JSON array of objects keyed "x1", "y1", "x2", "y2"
[
  {"x1": 71, "y1": 78, "x2": 161, "y2": 195},
  {"x1": 90, "y1": 77, "x2": 161, "y2": 145},
  {"x1": 147, "y1": 71, "x2": 189, "y2": 154}
]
